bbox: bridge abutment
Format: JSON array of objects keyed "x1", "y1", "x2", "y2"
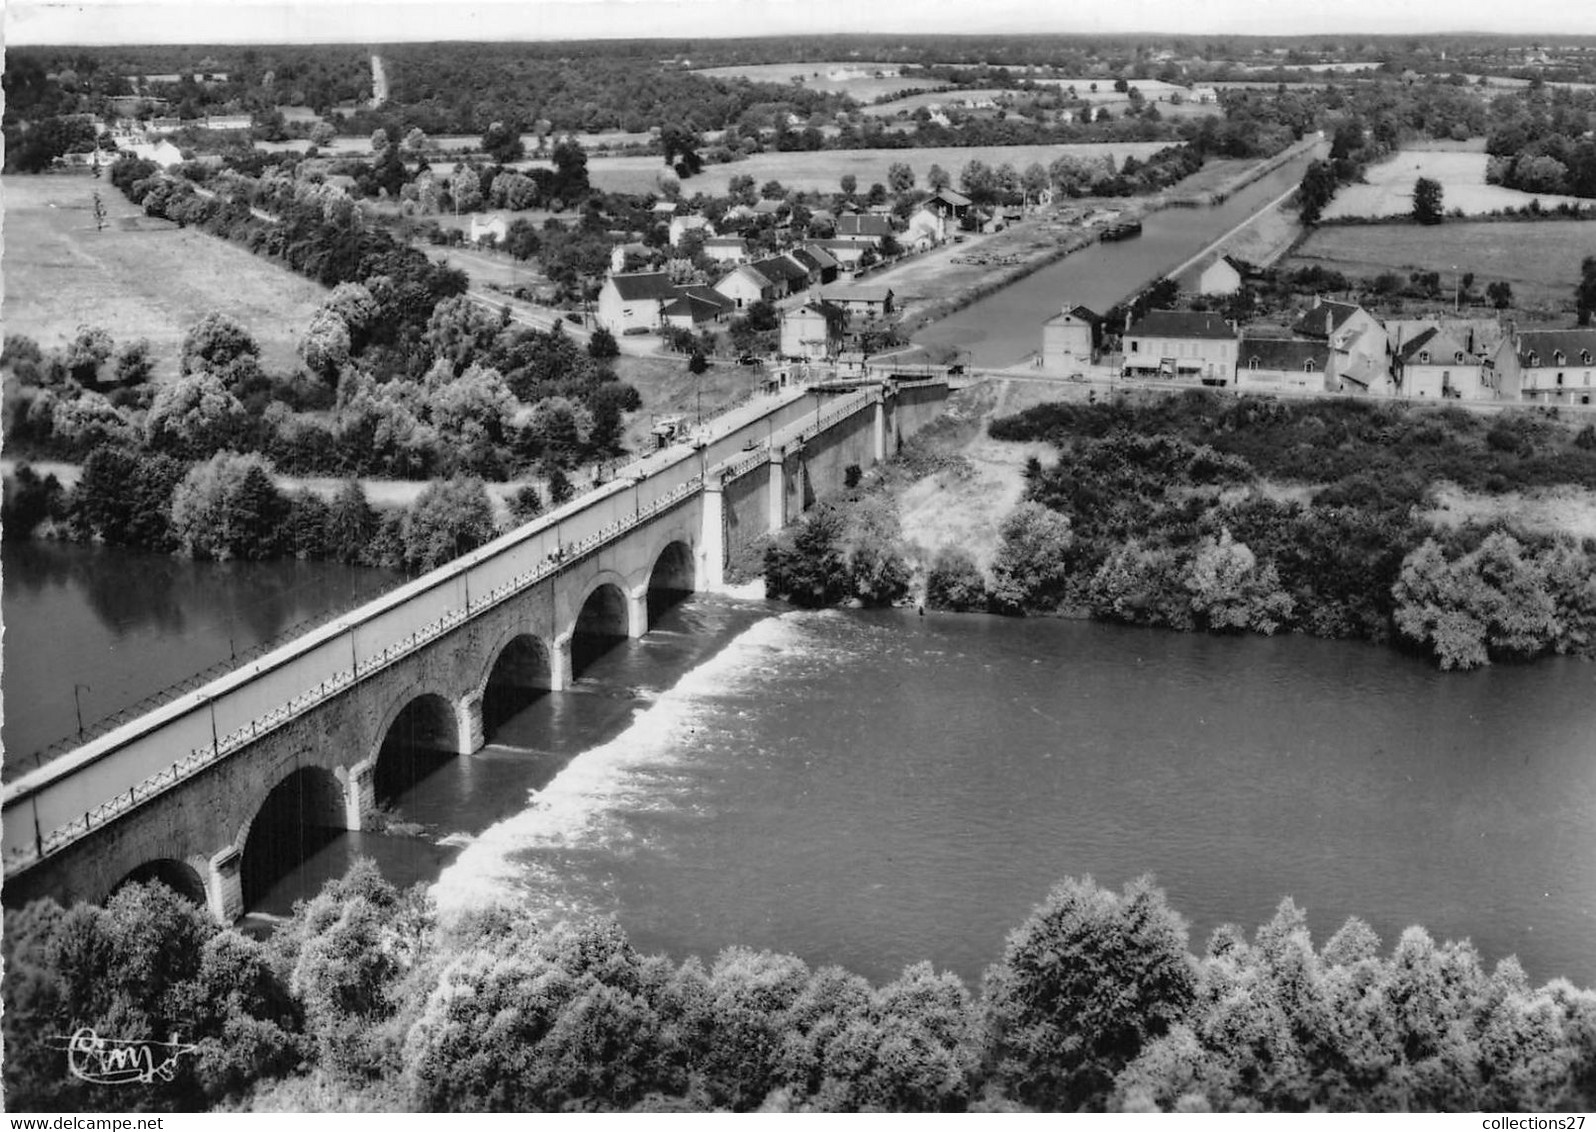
[
  {"x1": 873, "y1": 396, "x2": 887, "y2": 463},
  {"x1": 767, "y1": 453, "x2": 786, "y2": 529}
]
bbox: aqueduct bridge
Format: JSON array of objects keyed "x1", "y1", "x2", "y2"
[{"x1": 2, "y1": 377, "x2": 948, "y2": 921}]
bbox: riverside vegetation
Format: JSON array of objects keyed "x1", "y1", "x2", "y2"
[
  {"x1": 4, "y1": 865, "x2": 1592, "y2": 1113},
  {"x1": 765, "y1": 391, "x2": 1596, "y2": 671}
]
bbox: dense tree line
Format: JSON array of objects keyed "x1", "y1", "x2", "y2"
[
  {"x1": 969, "y1": 394, "x2": 1596, "y2": 669},
  {"x1": 1484, "y1": 85, "x2": 1596, "y2": 199},
  {"x1": 5, "y1": 865, "x2": 1591, "y2": 1112}
]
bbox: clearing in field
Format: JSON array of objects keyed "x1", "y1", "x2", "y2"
[
  {"x1": 2, "y1": 174, "x2": 330, "y2": 380},
  {"x1": 1322, "y1": 146, "x2": 1590, "y2": 219},
  {"x1": 693, "y1": 61, "x2": 940, "y2": 102},
  {"x1": 1286, "y1": 220, "x2": 1592, "y2": 309},
  {"x1": 583, "y1": 142, "x2": 1179, "y2": 195}
]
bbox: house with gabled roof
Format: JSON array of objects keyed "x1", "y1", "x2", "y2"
[
  {"x1": 596, "y1": 271, "x2": 681, "y2": 334},
  {"x1": 715, "y1": 263, "x2": 778, "y2": 309},
  {"x1": 794, "y1": 244, "x2": 840, "y2": 284},
  {"x1": 1390, "y1": 321, "x2": 1494, "y2": 400},
  {"x1": 810, "y1": 239, "x2": 870, "y2": 272},
  {"x1": 780, "y1": 302, "x2": 847, "y2": 360},
  {"x1": 668, "y1": 213, "x2": 715, "y2": 247},
  {"x1": 1175, "y1": 253, "x2": 1247, "y2": 297},
  {"x1": 1491, "y1": 328, "x2": 1596, "y2": 405},
  {"x1": 751, "y1": 255, "x2": 808, "y2": 298},
  {"x1": 1235, "y1": 336, "x2": 1336, "y2": 393},
  {"x1": 1292, "y1": 298, "x2": 1392, "y2": 395},
  {"x1": 1042, "y1": 304, "x2": 1102, "y2": 371},
  {"x1": 662, "y1": 286, "x2": 735, "y2": 331},
  {"x1": 701, "y1": 236, "x2": 749, "y2": 265},
  {"x1": 814, "y1": 285, "x2": 894, "y2": 320},
  {"x1": 834, "y1": 213, "x2": 894, "y2": 245},
  {"x1": 1122, "y1": 310, "x2": 1238, "y2": 384}
]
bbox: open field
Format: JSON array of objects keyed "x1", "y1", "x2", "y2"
[
  {"x1": 584, "y1": 142, "x2": 1178, "y2": 195},
  {"x1": 1323, "y1": 148, "x2": 1590, "y2": 219},
  {"x1": 1, "y1": 174, "x2": 329, "y2": 381},
  {"x1": 1286, "y1": 220, "x2": 1592, "y2": 309},
  {"x1": 693, "y1": 61, "x2": 940, "y2": 102}
]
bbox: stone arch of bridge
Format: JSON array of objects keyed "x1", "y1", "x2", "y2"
[
  {"x1": 569, "y1": 572, "x2": 635, "y2": 679},
  {"x1": 236, "y1": 764, "x2": 346, "y2": 910},
  {"x1": 473, "y1": 629, "x2": 556, "y2": 741},
  {"x1": 371, "y1": 690, "x2": 461, "y2": 806},
  {"x1": 110, "y1": 856, "x2": 210, "y2": 908},
  {"x1": 646, "y1": 536, "x2": 697, "y2": 626}
]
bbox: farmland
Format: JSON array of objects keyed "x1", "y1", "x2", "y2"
[
  {"x1": 1, "y1": 174, "x2": 329, "y2": 381},
  {"x1": 1285, "y1": 219, "x2": 1592, "y2": 309},
  {"x1": 692, "y1": 61, "x2": 940, "y2": 102},
  {"x1": 580, "y1": 141, "x2": 1179, "y2": 195},
  {"x1": 1322, "y1": 147, "x2": 1591, "y2": 219}
]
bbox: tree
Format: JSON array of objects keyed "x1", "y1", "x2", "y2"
[
  {"x1": 168, "y1": 451, "x2": 290, "y2": 560},
  {"x1": 887, "y1": 161, "x2": 915, "y2": 195},
  {"x1": 507, "y1": 483, "x2": 544, "y2": 524},
  {"x1": 983, "y1": 876, "x2": 1197, "y2": 1111},
  {"x1": 588, "y1": 325, "x2": 620, "y2": 359},
  {"x1": 450, "y1": 165, "x2": 483, "y2": 212},
  {"x1": 114, "y1": 338, "x2": 155, "y2": 386},
  {"x1": 401, "y1": 475, "x2": 497, "y2": 570},
  {"x1": 310, "y1": 120, "x2": 336, "y2": 147},
  {"x1": 1412, "y1": 176, "x2": 1444, "y2": 225},
  {"x1": 988, "y1": 502, "x2": 1074, "y2": 612},
  {"x1": 1579, "y1": 255, "x2": 1596, "y2": 326},
  {"x1": 144, "y1": 373, "x2": 249, "y2": 458},
  {"x1": 765, "y1": 504, "x2": 851, "y2": 607},
  {"x1": 1393, "y1": 533, "x2": 1560, "y2": 669},
  {"x1": 1487, "y1": 280, "x2": 1514, "y2": 309},
  {"x1": 927, "y1": 164, "x2": 951, "y2": 191},
  {"x1": 181, "y1": 311, "x2": 260, "y2": 378},
  {"x1": 926, "y1": 547, "x2": 988, "y2": 611},
  {"x1": 688, "y1": 350, "x2": 708, "y2": 375},
  {"x1": 299, "y1": 309, "x2": 352, "y2": 383},
  {"x1": 68, "y1": 444, "x2": 188, "y2": 549},
  {"x1": 324, "y1": 478, "x2": 379, "y2": 564},
  {"x1": 480, "y1": 120, "x2": 525, "y2": 164},
  {"x1": 63, "y1": 325, "x2": 114, "y2": 386},
  {"x1": 839, "y1": 173, "x2": 858, "y2": 197},
  {"x1": 1296, "y1": 159, "x2": 1338, "y2": 226}
]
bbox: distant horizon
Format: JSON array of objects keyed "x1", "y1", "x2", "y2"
[{"x1": 9, "y1": 0, "x2": 1596, "y2": 48}]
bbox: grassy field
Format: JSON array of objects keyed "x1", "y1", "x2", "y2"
[
  {"x1": 585, "y1": 142, "x2": 1178, "y2": 195},
  {"x1": 1286, "y1": 220, "x2": 1591, "y2": 309},
  {"x1": 693, "y1": 62, "x2": 940, "y2": 102},
  {"x1": 1323, "y1": 147, "x2": 1590, "y2": 219},
  {"x1": 2, "y1": 174, "x2": 329, "y2": 380}
]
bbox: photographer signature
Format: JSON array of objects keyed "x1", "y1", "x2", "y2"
[{"x1": 47, "y1": 1028, "x2": 198, "y2": 1085}]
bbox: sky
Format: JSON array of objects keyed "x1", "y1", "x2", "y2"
[{"x1": 7, "y1": 0, "x2": 1596, "y2": 46}]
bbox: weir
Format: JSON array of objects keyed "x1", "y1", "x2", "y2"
[{"x1": 1, "y1": 376, "x2": 949, "y2": 921}]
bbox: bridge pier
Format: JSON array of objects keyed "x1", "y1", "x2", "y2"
[
  {"x1": 626, "y1": 585, "x2": 649, "y2": 638},
  {"x1": 550, "y1": 633, "x2": 572, "y2": 691},
  {"x1": 767, "y1": 451, "x2": 786, "y2": 529},
  {"x1": 337, "y1": 760, "x2": 376, "y2": 832},
  {"x1": 457, "y1": 691, "x2": 485, "y2": 754},
  {"x1": 206, "y1": 846, "x2": 243, "y2": 924},
  {"x1": 699, "y1": 481, "x2": 725, "y2": 593},
  {"x1": 873, "y1": 396, "x2": 887, "y2": 464}
]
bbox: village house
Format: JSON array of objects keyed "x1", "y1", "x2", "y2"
[
  {"x1": 751, "y1": 255, "x2": 808, "y2": 299},
  {"x1": 923, "y1": 187, "x2": 973, "y2": 238},
  {"x1": 470, "y1": 213, "x2": 510, "y2": 246},
  {"x1": 1175, "y1": 253, "x2": 1248, "y2": 297},
  {"x1": 714, "y1": 263, "x2": 778, "y2": 309},
  {"x1": 780, "y1": 302, "x2": 847, "y2": 360},
  {"x1": 701, "y1": 236, "x2": 750, "y2": 265},
  {"x1": 1234, "y1": 336, "x2": 1336, "y2": 393},
  {"x1": 203, "y1": 114, "x2": 253, "y2": 132},
  {"x1": 810, "y1": 239, "x2": 870, "y2": 272},
  {"x1": 814, "y1": 285, "x2": 894, "y2": 321},
  {"x1": 596, "y1": 271, "x2": 680, "y2": 334},
  {"x1": 1389, "y1": 320, "x2": 1499, "y2": 400},
  {"x1": 1292, "y1": 298, "x2": 1393, "y2": 395},
  {"x1": 1041, "y1": 304, "x2": 1102, "y2": 372},
  {"x1": 1491, "y1": 328, "x2": 1596, "y2": 405},
  {"x1": 791, "y1": 244, "x2": 840, "y2": 285},
  {"x1": 661, "y1": 286, "x2": 735, "y2": 331},
  {"x1": 1122, "y1": 309, "x2": 1239, "y2": 384},
  {"x1": 833, "y1": 212, "x2": 894, "y2": 246},
  {"x1": 668, "y1": 213, "x2": 714, "y2": 247}
]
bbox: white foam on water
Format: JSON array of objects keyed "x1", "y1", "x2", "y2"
[{"x1": 429, "y1": 611, "x2": 830, "y2": 920}]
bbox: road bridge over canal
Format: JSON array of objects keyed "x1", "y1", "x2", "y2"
[{"x1": 2, "y1": 378, "x2": 948, "y2": 921}]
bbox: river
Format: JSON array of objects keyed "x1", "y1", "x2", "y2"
[
  {"x1": 7, "y1": 541, "x2": 1591, "y2": 989},
  {"x1": 912, "y1": 150, "x2": 1319, "y2": 368}
]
